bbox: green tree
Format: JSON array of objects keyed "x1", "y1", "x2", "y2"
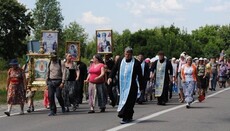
[
  {"x1": 203, "y1": 42, "x2": 220, "y2": 58},
  {"x1": 85, "y1": 38, "x2": 96, "y2": 59},
  {"x1": 0, "y1": 0, "x2": 34, "y2": 60},
  {"x1": 62, "y1": 21, "x2": 88, "y2": 58},
  {"x1": 33, "y1": 0, "x2": 63, "y2": 40}
]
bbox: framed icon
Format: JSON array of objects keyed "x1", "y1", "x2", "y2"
[
  {"x1": 65, "y1": 41, "x2": 81, "y2": 61},
  {"x1": 96, "y1": 30, "x2": 112, "y2": 54},
  {"x1": 42, "y1": 30, "x2": 58, "y2": 54},
  {"x1": 26, "y1": 54, "x2": 51, "y2": 91}
]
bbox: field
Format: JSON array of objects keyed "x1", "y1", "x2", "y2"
[{"x1": 0, "y1": 71, "x2": 43, "y2": 104}]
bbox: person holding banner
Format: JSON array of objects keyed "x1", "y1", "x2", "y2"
[
  {"x1": 108, "y1": 47, "x2": 144, "y2": 124},
  {"x1": 150, "y1": 51, "x2": 173, "y2": 105}
]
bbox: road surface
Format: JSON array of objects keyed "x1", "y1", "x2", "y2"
[{"x1": 0, "y1": 87, "x2": 229, "y2": 131}]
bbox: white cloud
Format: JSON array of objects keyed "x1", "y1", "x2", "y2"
[
  {"x1": 145, "y1": 18, "x2": 162, "y2": 25},
  {"x1": 122, "y1": 0, "x2": 184, "y2": 15},
  {"x1": 81, "y1": 11, "x2": 110, "y2": 25},
  {"x1": 205, "y1": 2, "x2": 230, "y2": 12},
  {"x1": 186, "y1": 0, "x2": 203, "y2": 4}
]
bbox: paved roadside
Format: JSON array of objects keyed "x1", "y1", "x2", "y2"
[{"x1": 0, "y1": 100, "x2": 46, "y2": 116}]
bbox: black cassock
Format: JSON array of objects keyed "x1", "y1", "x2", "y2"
[
  {"x1": 109, "y1": 57, "x2": 144, "y2": 120},
  {"x1": 151, "y1": 58, "x2": 173, "y2": 104}
]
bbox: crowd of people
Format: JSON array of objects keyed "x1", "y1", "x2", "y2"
[{"x1": 3, "y1": 48, "x2": 230, "y2": 124}]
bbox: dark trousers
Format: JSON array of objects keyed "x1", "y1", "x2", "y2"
[
  {"x1": 48, "y1": 80, "x2": 64, "y2": 113},
  {"x1": 75, "y1": 80, "x2": 81, "y2": 104},
  {"x1": 106, "y1": 83, "x2": 116, "y2": 106},
  {"x1": 139, "y1": 81, "x2": 147, "y2": 102},
  {"x1": 78, "y1": 80, "x2": 84, "y2": 103},
  {"x1": 211, "y1": 73, "x2": 217, "y2": 90}
]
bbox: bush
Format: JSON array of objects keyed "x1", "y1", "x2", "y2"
[
  {"x1": 0, "y1": 89, "x2": 7, "y2": 104},
  {"x1": 0, "y1": 58, "x2": 8, "y2": 70}
]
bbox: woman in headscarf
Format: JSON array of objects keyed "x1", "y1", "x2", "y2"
[
  {"x1": 4, "y1": 59, "x2": 26, "y2": 116},
  {"x1": 181, "y1": 56, "x2": 197, "y2": 108},
  {"x1": 85, "y1": 54, "x2": 107, "y2": 113}
]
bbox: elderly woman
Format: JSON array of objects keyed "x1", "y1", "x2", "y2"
[
  {"x1": 62, "y1": 53, "x2": 80, "y2": 112},
  {"x1": 4, "y1": 59, "x2": 26, "y2": 116},
  {"x1": 85, "y1": 54, "x2": 107, "y2": 113},
  {"x1": 181, "y1": 56, "x2": 197, "y2": 108}
]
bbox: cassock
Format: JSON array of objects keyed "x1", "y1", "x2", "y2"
[
  {"x1": 151, "y1": 58, "x2": 173, "y2": 104},
  {"x1": 109, "y1": 57, "x2": 143, "y2": 120},
  {"x1": 138, "y1": 61, "x2": 150, "y2": 103},
  {"x1": 77, "y1": 61, "x2": 88, "y2": 103}
]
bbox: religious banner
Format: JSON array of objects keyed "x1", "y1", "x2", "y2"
[
  {"x1": 42, "y1": 30, "x2": 58, "y2": 53},
  {"x1": 96, "y1": 30, "x2": 112, "y2": 54},
  {"x1": 65, "y1": 41, "x2": 81, "y2": 61}
]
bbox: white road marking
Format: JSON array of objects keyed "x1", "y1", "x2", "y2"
[{"x1": 106, "y1": 87, "x2": 230, "y2": 131}]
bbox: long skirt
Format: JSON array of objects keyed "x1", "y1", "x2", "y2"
[
  {"x1": 183, "y1": 81, "x2": 196, "y2": 104},
  {"x1": 63, "y1": 81, "x2": 78, "y2": 107},
  {"x1": 197, "y1": 76, "x2": 206, "y2": 89},
  {"x1": 7, "y1": 84, "x2": 25, "y2": 105}
]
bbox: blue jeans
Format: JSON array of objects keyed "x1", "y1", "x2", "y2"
[{"x1": 211, "y1": 73, "x2": 217, "y2": 90}]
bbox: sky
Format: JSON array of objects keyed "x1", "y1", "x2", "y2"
[{"x1": 18, "y1": 0, "x2": 230, "y2": 40}]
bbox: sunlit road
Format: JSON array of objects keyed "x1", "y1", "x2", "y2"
[{"x1": 0, "y1": 87, "x2": 229, "y2": 131}]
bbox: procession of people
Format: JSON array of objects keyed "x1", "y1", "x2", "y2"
[{"x1": 4, "y1": 47, "x2": 230, "y2": 124}]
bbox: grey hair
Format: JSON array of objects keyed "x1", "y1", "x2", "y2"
[{"x1": 124, "y1": 47, "x2": 133, "y2": 53}]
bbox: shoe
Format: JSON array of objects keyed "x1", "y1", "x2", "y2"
[
  {"x1": 88, "y1": 110, "x2": 95, "y2": 113},
  {"x1": 138, "y1": 101, "x2": 143, "y2": 104},
  {"x1": 66, "y1": 107, "x2": 70, "y2": 112},
  {"x1": 110, "y1": 101, "x2": 116, "y2": 107},
  {"x1": 179, "y1": 99, "x2": 184, "y2": 103},
  {"x1": 19, "y1": 112, "x2": 24, "y2": 115},
  {"x1": 198, "y1": 95, "x2": 205, "y2": 102},
  {"x1": 48, "y1": 112, "x2": 56, "y2": 116},
  {"x1": 4, "y1": 111, "x2": 10, "y2": 116},
  {"x1": 100, "y1": 108, "x2": 105, "y2": 112},
  {"x1": 120, "y1": 119, "x2": 132, "y2": 124},
  {"x1": 72, "y1": 104, "x2": 79, "y2": 111},
  {"x1": 186, "y1": 103, "x2": 190, "y2": 109},
  {"x1": 27, "y1": 108, "x2": 31, "y2": 113},
  {"x1": 61, "y1": 107, "x2": 66, "y2": 113},
  {"x1": 31, "y1": 107, "x2": 35, "y2": 112},
  {"x1": 157, "y1": 102, "x2": 166, "y2": 106}
]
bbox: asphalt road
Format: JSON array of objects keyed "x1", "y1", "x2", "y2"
[{"x1": 0, "y1": 87, "x2": 229, "y2": 131}]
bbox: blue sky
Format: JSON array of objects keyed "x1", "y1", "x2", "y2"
[{"x1": 18, "y1": 0, "x2": 230, "y2": 39}]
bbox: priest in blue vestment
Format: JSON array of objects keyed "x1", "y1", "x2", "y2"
[{"x1": 108, "y1": 47, "x2": 144, "y2": 124}]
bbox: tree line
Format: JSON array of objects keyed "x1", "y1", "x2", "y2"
[{"x1": 0, "y1": 0, "x2": 229, "y2": 69}]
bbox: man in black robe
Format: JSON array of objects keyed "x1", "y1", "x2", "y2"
[
  {"x1": 77, "y1": 61, "x2": 88, "y2": 104},
  {"x1": 108, "y1": 47, "x2": 144, "y2": 124},
  {"x1": 150, "y1": 51, "x2": 173, "y2": 105},
  {"x1": 137, "y1": 53, "x2": 150, "y2": 104},
  {"x1": 105, "y1": 54, "x2": 116, "y2": 107}
]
